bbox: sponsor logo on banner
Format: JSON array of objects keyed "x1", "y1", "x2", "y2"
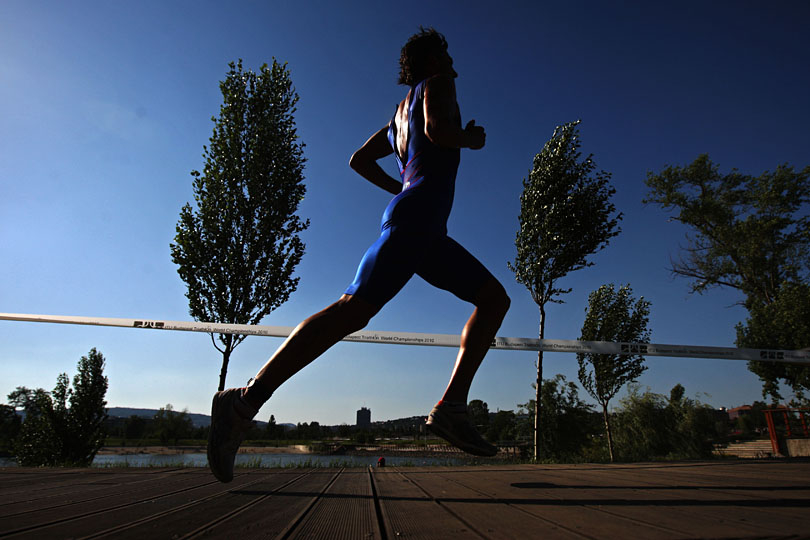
[
  {"x1": 621, "y1": 343, "x2": 648, "y2": 354},
  {"x1": 760, "y1": 350, "x2": 785, "y2": 360},
  {"x1": 134, "y1": 320, "x2": 165, "y2": 329}
]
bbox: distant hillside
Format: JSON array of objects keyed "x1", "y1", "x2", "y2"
[
  {"x1": 107, "y1": 407, "x2": 215, "y2": 428},
  {"x1": 106, "y1": 407, "x2": 295, "y2": 429},
  {"x1": 105, "y1": 407, "x2": 423, "y2": 431}
]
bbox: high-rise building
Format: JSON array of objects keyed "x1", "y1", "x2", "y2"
[{"x1": 356, "y1": 406, "x2": 371, "y2": 427}]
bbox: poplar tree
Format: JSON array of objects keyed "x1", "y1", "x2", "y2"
[
  {"x1": 576, "y1": 284, "x2": 651, "y2": 462},
  {"x1": 171, "y1": 60, "x2": 309, "y2": 391},
  {"x1": 509, "y1": 120, "x2": 622, "y2": 460}
]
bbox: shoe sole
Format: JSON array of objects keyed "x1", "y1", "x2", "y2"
[{"x1": 207, "y1": 391, "x2": 234, "y2": 483}]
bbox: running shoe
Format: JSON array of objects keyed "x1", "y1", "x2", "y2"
[
  {"x1": 426, "y1": 402, "x2": 498, "y2": 457},
  {"x1": 207, "y1": 388, "x2": 256, "y2": 483}
]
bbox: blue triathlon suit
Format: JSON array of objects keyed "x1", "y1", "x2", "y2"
[{"x1": 345, "y1": 77, "x2": 494, "y2": 307}]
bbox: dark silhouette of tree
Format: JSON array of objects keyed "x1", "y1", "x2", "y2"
[
  {"x1": 12, "y1": 348, "x2": 108, "y2": 466},
  {"x1": 0, "y1": 404, "x2": 20, "y2": 455},
  {"x1": 467, "y1": 399, "x2": 490, "y2": 431},
  {"x1": 520, "y1": 375, "x2": 595, "y2": 459},
  {"x1": 152, "y1": 404, "x2": 194, "y2": 445},
  {"x1": 577, "y1": 284, "x2": 650, "y2": 462},
  {"x1": 644, "y1": 154, "x2": 809, "y2": 402},
  {"x1": 736, "y1": 281, "x2": 810, "y2": 403}
]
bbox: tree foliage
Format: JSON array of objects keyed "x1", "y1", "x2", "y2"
[
  {"x1": 486, "y1": 410, "x2": 517, "y2": 443},
  {"x1": 509, "y1": 120, "x2": 622, "y2": 306},
  {"x1": 265, "y1": 414, "x2": 284, "y2": 439},
  {"x1": 736, "y1": 281, "x2": 810, "y2": 403},
  {"x1": 612, "y1": 384, "x2": 722, "y2": 461},
  {"x1": 171, "y1": 59, "x2": 309, "y2": 391},
  {"x1": 644, "y1": 154, "x2": 809, "y2": 302},
  {"x1": 12, "y1": 348, "x2": 108, "y2": 466},
  {"x1": 644, "y1": 154, "x2": 810, "y2": 400},
  {"x1": 467, "y1": 399, "x2": 490, "y2": 430},
  {"x1": 519, "y1": 375, "x2": 596, "y2": 460},
  {"x1": 0, "y1": 404, "x2": 21, "y2": 455},
  {"x1": 508, "y1": 120, "x2": 622, "y2": 459},
  {"x1": 152, "y1": 404, "x2": 194, "y2": 445},
  {"x1": 577, "y1": 284, "x2": 651, "y2": 462}
]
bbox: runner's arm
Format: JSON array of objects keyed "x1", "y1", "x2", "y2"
[
  {"x1": 350, "y1": 126, "x2": 402, "y2": 195},
  {"x1": 424, "y1": 75, "x2": 485, "y2": 150}
]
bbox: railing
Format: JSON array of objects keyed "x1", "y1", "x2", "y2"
[{"x1": 764, "y1": 408, "x2": 810, "y2": 455}]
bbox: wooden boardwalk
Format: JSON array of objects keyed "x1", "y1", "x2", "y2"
[{"x1": 1, "y1": 460, "x2": 808, "y2": 539}]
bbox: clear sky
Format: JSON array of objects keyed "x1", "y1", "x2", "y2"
[{"x1": 2, "y1": 1, "x2": 808, "y2": 426}]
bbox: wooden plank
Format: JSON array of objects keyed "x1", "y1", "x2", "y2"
[
  {"x1": 399, "y1": 467, "x2": 590, "y2": 539},
  {"x1": 448, "y1": 466, "x2": 779, "y2": 538},
  {"x1": 185, "y1": 469, "x2": 341, "y2": 539},
  {"x1": 373, "y1": 467, "x2": 482, "y2": 539},
  {"x1": 0, "y1": 462, "x2": 807, "y2": 539},
  {"x1": 93, "y1": 469, "x2": 323, "y2": 539},
  {"x1": 0, "y1": 470, "x2": 232, "y2": 538},
  {"x1": 284, "y1": 469, "x2": 380, "y2": 540},
  {"x1": 0, "y1": 468, "x2": 148, "y2": 493},
  {"x1": 570, "y1": 462, "x2": 810, "y2": 534},
  {"x1": 0, "y1": 470, "x2": 215, "y2": 532},
  {"x1": 408, "y1": 466, "x2": 691, "y2": 539},
  {"x1": 474, "y1": 463, "x2": 809, "y2": 537},
  {"x1": 0, "y1": 469, "x2": 194, "y2": 514}
]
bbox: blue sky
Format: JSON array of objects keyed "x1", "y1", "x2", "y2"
[{"x1": 2, "y1": 1, "x2": 808, "y2": 425}]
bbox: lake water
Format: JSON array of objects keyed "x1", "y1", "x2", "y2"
[{"x1": 0, "y1": 453, "x2": 467, "y2": 468}]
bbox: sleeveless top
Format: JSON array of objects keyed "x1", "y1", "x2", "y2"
[{"x1": 382, "y1": 77, "x2": 461, "y2": 234}]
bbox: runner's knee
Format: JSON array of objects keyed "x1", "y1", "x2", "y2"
[
  {"x1": 336, "y1": 294, "x2": 378, "y2": 333},
  {"x1": 475, "y1": 278, "x2": 510, "y2": 319}
]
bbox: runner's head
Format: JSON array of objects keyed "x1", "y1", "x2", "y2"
[{"x1": 398, "y1": 27, "x2": 456, "y2": 85}]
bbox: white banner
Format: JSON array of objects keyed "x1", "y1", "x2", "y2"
[{"x1": 1, "y1": 312, "x2": 808, "y2": 364}]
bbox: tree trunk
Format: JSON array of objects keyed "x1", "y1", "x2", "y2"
[
  {"x1": 534, "y1": 305, "x2": 546, "y2": 461},
  {"x1": 602, "y1": 403, "x2": 615, "y2": 463},
  {"x1": 217, "y1": 345, "x2": 232, "y2": 392}
]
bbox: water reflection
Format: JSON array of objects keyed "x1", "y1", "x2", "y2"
[{"x1": 1, "y1": 453, "x2": 466, "y2": 468}]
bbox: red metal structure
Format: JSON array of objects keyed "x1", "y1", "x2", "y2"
[{"x1": 764, "y1": 408, "x2": 810, "y2": 455}]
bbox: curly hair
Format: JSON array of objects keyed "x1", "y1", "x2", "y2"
[{"x1": 398, "y1": 27, "x2": 448, "y2": 86}]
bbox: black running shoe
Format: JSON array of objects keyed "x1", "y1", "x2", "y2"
[
  {"x1": 207, "y1": 388, "x2": 255, "y2": 483},
  {"x1": 426, "y1": 402, "x2": 497, "y2": 457}
]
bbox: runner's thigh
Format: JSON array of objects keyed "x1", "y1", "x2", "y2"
[{"x1": 417, "y1": 236, "x2": 494, "y2": 304}]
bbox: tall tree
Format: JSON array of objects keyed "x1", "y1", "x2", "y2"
[
  {"x1": 509, "y1": 120, "x2": 622, "y2": 460},
  {"x1": 644, "y1": 155, "x2": 810, "y2": 401},
  {"x1": 577, "y1": 284, "x2": 651, "y2": 462},
  {"x1": 61, "y1": 348, "x2": 109, "y2": 465},
  {"x1": 171, "y1": 59, "x2": 309, "y2": 391}
]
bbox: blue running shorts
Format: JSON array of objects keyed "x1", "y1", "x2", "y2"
[{"x1": 345, "y1": 226, "x2": 494, "y2": 308}]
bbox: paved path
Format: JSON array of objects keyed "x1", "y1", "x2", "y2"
[{"x1": 1, "y1": 461, "x2": 808, "y2": 539}]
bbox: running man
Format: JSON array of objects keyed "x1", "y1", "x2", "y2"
[{"x1": 207, "y1": 28, "x2": 510, "y2": 482}]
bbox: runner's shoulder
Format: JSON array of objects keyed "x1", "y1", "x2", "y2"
[{"x1": 423, "y1": 74, "x2": 456, "y2": 99}]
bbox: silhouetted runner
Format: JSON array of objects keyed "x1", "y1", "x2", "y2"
[{"x1": 208, "y1": 28, "x2": 510, "y2": 483}]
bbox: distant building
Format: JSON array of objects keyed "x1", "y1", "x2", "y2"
[
  {"x1": 728, "y1": 405, "x2": 753, "y2": 421},
  {"x1": 357, "y1": 407, "x2": 371, "y2": 427}
]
